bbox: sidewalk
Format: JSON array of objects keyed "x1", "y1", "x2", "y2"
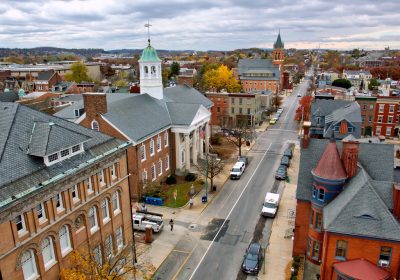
[{"x1": 259, "y1": 144, "x2": 300, "y2": 280}]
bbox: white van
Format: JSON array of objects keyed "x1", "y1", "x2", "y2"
[
  {"x1": 261, "y1": 192, "x2": 280, "y2": 217},
  {"x1": 230, "y1": 161, "x2": 245, "y2": 179}
]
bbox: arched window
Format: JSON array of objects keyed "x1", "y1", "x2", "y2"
[
  {"x1": 151, "y1": 66, "x2": 156, "y2": 74},
  {"x1": 101, "y1": 199, "x2": 110, "y2": 223},
  {"x1": 113, "y1": 191, "x2": 120, "y2": 214},
  {"x1": 144, "y1": 66, "x2": 148, "y2": 74},
  {"x1": 21, "y1": 250, "x2": 38, "y2": 280},
  {"x1": 41, "y1": 237, "x2": 56, "y2": 269},
  {"x1": 88, "y1": 207, "x2": 99, "y2": 233},
  {"x1": 91, "y1": 120, "x2": 99, "y2": 131},
  {"x1": 59, "y1": 225, "x2": 72, "y2": 256}
]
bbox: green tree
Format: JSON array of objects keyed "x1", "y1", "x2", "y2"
[
  {"x1": 368, "y1": 78, "x2": 380, "y2": 90},
  {"x1": 170, "y1": 62, "x2": 180, "y2": 77},
  {"x1": 332, "y1": 78, "x2": 352, "y2": 89},
  {"x1": 64, "y1": 62, "x2": 91, "y2": 83}
]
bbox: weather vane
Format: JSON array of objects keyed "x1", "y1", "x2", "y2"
[{"x1": 144, "y1": 20, "x2": 152, "y2": 45}]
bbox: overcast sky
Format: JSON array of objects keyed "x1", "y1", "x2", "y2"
[{"x1": 0, "y1": 0, "x2": 399, "y2": 51}]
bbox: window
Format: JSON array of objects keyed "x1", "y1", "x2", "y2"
[
  {"x1": 101, "y1": 199, "x2": 110, "y2": 223},
  {"x1": 363, "y1": 104, "x2": 367, "y2": 110},
  {"x1": 164, "y1": 132, "x2": 169, "y2": 147},
  {"x1": 140, "y1": 144, "x2": 146, "y2": 161},
  {"x1": 151, "y1": 163, "x2": 156, "y2": 181},
  {"x1": 368, "y1": 116, "x2": 373, "y2": 123},
  {"x1": 41, "y1": 237, "x2": 56, "y2": 269},
  {"x1": 312, "y1": 241, "x2": 320, "y2": 260},
  {"x1": 309, "y1": 209, "x2": 314, "y2": 225},
  {"x1": 91, "y1": 120, "x2": 99, "y2": 131},
  {"x1": 231, "y1": 97, "x2": 235, "y2": 104},
  {"x1": 99, "y1": 170, "x2": 105, "y2": 186},
  {"x1": 71, "y1": 185, "x2": 80, "y2": 201},
  {"x1": 239, "y1": 108, "x2": 243, "y2": 114},
  {"x1": 60, "y1": 149, "x2": 70, "y2": 158},
  {"x1": 379, "y1": 247, "x2": 392, "y2": 263},
  {"x1": 86, "y1": 177, "x2": 93, "y2": 193},
  {"x1": 55, "y1": 193, "x2": 64, "y2": 212},
  {"x1": 379, "y1": 104, "x2": 384, "y2": 113},
  {"x1": 165, "y1": 155, "x2": 170, "y2": 170},
  {"x1": 239, "y1": 98, "x2": 243, "y2": 105},
  {"x1": 21, "y1": 250, "x2": 38, "y2": 280},
  {"x1": 348, "y1": 127, "x2": 353, "y2": 133},
  {"x1": 389, "y1": 105, "x2": 395, "y2": 113},
  {"x1": 116, "y1": 226, "x2": 123, "y2": 250},
  {"x1": 142, "y1": 169, "x2": 148, "y2": 184},
  {"x1": 389, "y1": 116, "x2": 393, "y2": 123},
  {"x1": 93, "y1": 245, "x2": 102, "y2": 266},
  {"x1": 307, "y1": 238, "x2": 311, "y2": 256},
  {"x1": 113, "y1": 191, "x2": 120, "y2": 214},
  {"x1": 335, "y1": 240, "x2": 348, "y2": 259},
  {"x1": 74, "y1": 108, "x2": 84, "y2": 117},
  {"x1": 315, "y1": 212, "x2": 322, "y2": 230},
  {"x1": 247, "y1": 108, "x2": 251, "y2": 115},
  {"x1": 318, "y1": 189, "x2": 325, "y2": 201},
  {"x1": 370, "y1": 104, "x2": 374, "y2": 110},
  {"x1": 105, "y1": 235, "x2": 113, "y2": 260},
  {"x1": 378, "y1": 115, "x2": 383, "y2": 123},
  {"x1": 36, "y1": 203, "x2": 47, "y2": 222},
  {"x1": 157, "y1": 135, "x2": 161, "y2": 151},
  {"x1": 158, "y1": 159, "x2": 162, "y2": 176},
  {"x1": 72, "y1": 145, "x2": 80, "y2": 153},
  {"x1": 88, "y1": 207, "x2": 99, "y2": 233},
  {"x1": 217, "y1": 107, "x2": 220, "y2": 113},
  {"x1": 15, "y1": 214, "x2": 27, "y2": 234},
  {"x1": 231, "y1": 108, "x2": 235, "y2": 114},
  {"x1": 150, "y1": 139, "x2": 155, "y2": 156},
  {"x1": 246, "y1": 98, "x2": 251, "y2": 105},
  {"x1": 59, "y1": 225, "x2": 72, "y2": 256},
  {"x1": 111, "y1": 163, "x2": 117, "y2": 179},
  {"x1": 48, "y1": 153, "x2": 59, "y2": 162},
  {"x1": 312, "y1": 186, "x2": 316, "y2": 198},
  {"x1": 376, "y1": 126, "x2": 382, "y2": 135}
]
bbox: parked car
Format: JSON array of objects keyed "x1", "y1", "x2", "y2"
[
  {"x1": 281, "y1": 155, "x2": 290, "y2": 167},
  {"x1": 275, "y1": 165, "x2": 287, "y2": 180},
  {"x1": 261, "y1": 192, "x2": 280, "y2": 217},
  {"x1": 269, "y1": 118, "x2": 278, "y2": 124},
  {"x1": 230, "y1": 161, "x2": 246, "y2": 179},
  {"x1": 238, "y1": 156, "x2": 249, "y2": 165},
  {"x1": 242, "y1": 243, "x2": 263, "y2": 275},
  {"x1": 297, "y1": 93, "x2": 302, "y2": 97},
  {"x1": 277, "y1": 108, "x2": 283, "y2": 114},
  {"x1": 284, "y1": 148, "x2": 293, "y2": 159}
]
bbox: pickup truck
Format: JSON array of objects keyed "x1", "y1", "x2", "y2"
[{"x1": 133, "y1": 212, "x2": 164, "y2": 232}]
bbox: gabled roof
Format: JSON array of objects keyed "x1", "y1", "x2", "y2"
[
  {"x1": 324, "y1": 167, "x2": 400, "y2": 241},
  {"x1": 164, "y1": 85, "x2": 213, "y2": 109},
  {"x1": 325, "y1": 102, "x2": 361, "y2": 124},
  {"x1": 238, "y1": 59, "x2": 280, "y2": 78},
  {"x1": 27, "y1": 121, "x2": 90, "y2": 157},
  {"x1": 311, "y1": 99, "x2": 352, "y2": 117},
  {"x1": 166, "y1": 103, "x2": 200, "y2": 126},
  {"x1": 37, "y1": 70, "x2": 55, "y2": 81}
]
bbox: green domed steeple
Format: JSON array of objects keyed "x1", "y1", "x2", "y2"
[
  {"x1": 273, "y1": 32, "x2": 284, "y2": 49},
  {"x1": 139, "y1": 39, "x2": 161, "y2": 62}
]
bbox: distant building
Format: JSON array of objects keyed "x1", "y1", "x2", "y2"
[
  {"x1": 34, "y1": 70, "x2": 63, "y2": 92},
  {"x1": 343, "y1": 70, "x2": 372, "y2": 90},
  {"x1": 0, "y1": 102, "x2": 132, "y2": 280},
  {"x1": 176, "y1": 68, "x2": 196, "y2": 87},
  {"x1": 355, "y1": 95, "x2": 377, "y2": 136}
]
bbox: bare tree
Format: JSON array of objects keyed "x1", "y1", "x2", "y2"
[
  {"x1": 224, "y1": 118, "x2": 255, "y2": 156},
  {"x1": 195, "y1": 154, "x2": 225, "y2": 189}
]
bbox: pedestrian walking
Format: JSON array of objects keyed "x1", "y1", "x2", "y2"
[
  {"x1": 169, "y1": 219, "x2": 174, "y2": 231},
  {"x1": 189, "y1": 198, "x2": 193, "y2": 208}
]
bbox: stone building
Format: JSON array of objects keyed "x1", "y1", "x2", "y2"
[{"x1": 0, "y1": 102, "x2": 132, "y2": 280}]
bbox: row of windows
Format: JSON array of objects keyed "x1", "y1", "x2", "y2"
[
  {"x1": 46, "y1": 144, "x2": 83, "y2": 166},
  {"x1": 378, "y1": 104, "x2": 398, "y2": 113},
  {"x1": 21, "y1": 225, "x2": 124, "y2": 280},
  {"x1": 376, "y1": 126, "x2": 393, "y2": 136},
  {"x1": 311, "y1": 186, "x2": 325, "y2": 202},
  {"x1": 140, "y1": 133, "x2": 169, "y2": 161},
  {"x1": 231, "y1": 97, "x2": 253, "y2": 105},
  {"x1": 376, "y1": 115, "x2": 399, "y2": 124},
  {"x1": 334, "y1": 240, "x2": 392, "y2": 265},
  {"x1": 142, "y1": 155, "x2": 170, "y2": 183}
]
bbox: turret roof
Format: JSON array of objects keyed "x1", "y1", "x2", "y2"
[
  {"x1": 139, "y1": 40, "x2": 161, "y2": 62},
  {"x1": 312, "y1": 139, "x2": 347, "y2": 180}
]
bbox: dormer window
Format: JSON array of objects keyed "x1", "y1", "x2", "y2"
[
  {"x1": 72, "y1": 145, "x2": 81, "y2": 153},
  {"x1": 48, "y1": 153, "x2": 59, "y2": 163},
  {"x1": 43, "y1": 144, "x2": 84, "y2": 166},
  {"x1": 61, "y1": 149, "x2": 70, "y2": 158}
]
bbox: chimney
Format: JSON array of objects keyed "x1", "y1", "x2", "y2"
[
  {"x1": 394, "y1": 184, "x2": 400, "y2": 220},
  {"x1": 301, "y1": 121, "x2": 311, "y2": 149},
  {"x1": 341, "y1": 138, "x2": 359, "y2": 179},
  {"x1": 83, "y1": 92, "x2": 107, "y2": 119}
]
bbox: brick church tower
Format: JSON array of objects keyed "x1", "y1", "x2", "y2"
[{"x1": 272, "y1": 31, "x2": 285, "y2": 90}]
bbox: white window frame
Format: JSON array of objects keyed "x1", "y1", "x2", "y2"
[
  {"x1": 378, "y1": 115, "x2": 383, "y2": 123},
  {"x1": 150, "y1": 139, "x2": 155, "y2": 156},
  {"x1": 101, "y1": 199, "x2": 110, "y2": 224},
  {"x1": 99, "y1": 170, "x2": 106, "y2": 187},
  {"x1": 158, "y1": 159, "x2": 163, "y2": 176},
  {"x1": 142, "y1": 169, "x2": 148, "y2": 185},
  {"x1": 93, "y1": 245, "x2": 102, "y2": 266},
  {"x1": 21, "y1": 250, "x2": 38, "y2": 280},
  {"x1": 89, "y1": 207, "x2": 99, "y2": 234},
  {"x1": 41, "y1": 237, "x2": 56, "y2": 270},
  {"x1": 71, "y1": 185, "x2": 80, "y2": 203},
  {"x1": 386, "y1": 127, "x2": 391, "y2": 136},
  {"x1": 15, "y1": 214, "x2": 28, "y2": 236},
  {"x1": 113, "y1": 191, "x2": 121, "y2": 215},
  {"x1": 55, "y1": 193, "x2": 64, "y2": 212},
  {"x1": 105, "y1": 235, "x2": 113, "y2": 260},
  {"x1": 140, "y1": 144, "x2": 146, "y2": 162},
  {"x1": 151, "y1": 163, "x2": 156, "y2": 181},
  {"x1": 165, "y1": 155, "x2": 170, "y2": 171},
  {"x1": 36, "y1": 203, "x2": 47, "y2": 223},
  {"x1": 376, "y1": 126, "x2": 382, "y2": 135},
  {"x1": 389, "y1": 105, "x2": 395, "y2": 113},
  {"x1": 157, "y1": 135, "x2": 161, "y2": 151},
  {"x1": 164, "y1": 132, "x2": 169, "y2": 147},
  {"x1": 116, "y1": 226, "x2": 123, "y2": 251},
  {"x1": 379, "y1": 104, "x2": 385, "y2": 113},
  {"x1": 59, "y1": 225, "x2": 72, "y2": 257},
  {"x1": 91, "y1": 120, "x2": 99, "y2": 131},
  {"x1": 86, "y1": 177, "x2": 93, "y2": 194},
  {"x1": 111, "y1": 163, "x2": 117, "y2": 180}
]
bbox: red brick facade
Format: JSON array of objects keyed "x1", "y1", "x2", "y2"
[
  {"x1": 241, "y1": 80, "x2": 279, "y2": 93},
  {"x1": 373, "y1": 97, "x2": 400, "y2": 137},
  {"x1": 204, "y1": 93, "x2": 231, "y2": 127},
  {"x1": 293, "y1": 200, "x2": 311, "y2": 256}
]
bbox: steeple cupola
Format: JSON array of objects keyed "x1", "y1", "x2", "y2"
[
  {"x1": 139, "y1": 37, "x2": 163, "y2": 99},
  {"x1": 272, "y1": 31, "x2": 285, "y2": 63}
]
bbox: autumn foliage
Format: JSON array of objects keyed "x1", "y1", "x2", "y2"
[
  {"x1": 370, "y1": 66, "x2": 400, "y2": 80},
  {"x1": 203, "y1": 65, "x2": 241, "y2": 93},
  {"x1": 294, "y1": 95, "x2": 312, "y2": 122}
]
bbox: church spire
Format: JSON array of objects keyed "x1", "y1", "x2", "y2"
[{"x1": 273, "y1": 30, "x2": 284, "y2": 49}]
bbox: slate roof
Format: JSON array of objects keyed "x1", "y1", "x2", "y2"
[
  {"x1": 164, "y1": 85, "x2": 213, "y2": 109},
  {"x1": 0, "y1": 102, "x2": 126, "y2": 208},
  {"x1": 312, "y1": 139, "x2": 347, "y2": 180},
  {"x1": 27, "y1": 121, "x2": 90, "y2": 156},
  {"x1": 274, "y1": 32, "x2": 284, "y2": 49},
  {"x1": 323, "y1": 102, "x2": 362, "y2": 139},
  {"x1": 237, "y1": 59, "x2": 280, "y2": 79},
  {"x1": 166, "y1": 103, "x2": 200, "y2": 126},
  {"x1": 37, "y1": 70, "x2": 55, "y2": 81},
  {"x1": 297, "y1": 139, "x2": 394, "y2": 201},
  {"x1": 0, "y1": 91, "x2": 19, "y2": 102},
  {"x1": 323, "y1": 167, "x2": 400, "y2": 241},
  {"x1": 311, "y1": 99, "x2": 352, "y2": 117}
]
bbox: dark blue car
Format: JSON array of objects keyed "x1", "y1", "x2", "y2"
[{"x1": 242, "y1": 243, "x2": 263, "y2": 275}]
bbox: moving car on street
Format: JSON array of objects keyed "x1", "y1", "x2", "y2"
[
  {"x1": 275, "y1": 165, "x2": 287, "y2": 180},
  {"x1": 242, "y1": 243, "x2": 263, "y2": 275}
]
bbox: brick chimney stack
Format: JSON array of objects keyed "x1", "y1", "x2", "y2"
[
  {"x1": 341, "y1": 137, "x2": 359, "y2": 179},
  {"x1": 301, "y1": 121, "x2": 311, "y2": 149},
  {"x1": 394, "y1": 184, "x2": 400, "y2": 220},
  {"x1": 83, "y1": 92, "x2": 107, "y2": 118}
]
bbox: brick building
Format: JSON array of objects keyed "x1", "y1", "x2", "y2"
[
  {"x1": 34, "y1": 70, "x2": 63, "y2": 92},
  {"x1": 373, "y1": 96, "x2": 400, "y2": 137},
  {"x1": 204, "y1": 92, "x2": 231, "y2": 127},
  {"x1": 355, "y1": 95, "x2": 376, "y2": 136},
  {"x1": 293, "y1": 134, "x2": 400, "y2": 280},
  {"x1": 0, "y1": 102, "x2": 132, "y2": 280}
]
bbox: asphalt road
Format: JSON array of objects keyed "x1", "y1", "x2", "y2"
[{"x1": 153, "y1": 78, "x2": 310, "y2": 280}]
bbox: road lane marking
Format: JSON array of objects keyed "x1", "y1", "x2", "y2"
[
  {"x1": 172, "y1": 244, "x2": 199, "y2": 280},
  {"x1": 283, "y1": 85, "x2": 302, "y2": 123},
  {"x1": 188, "y1": 143, "x2": 272, "y2": 280},
  {"x1": 172, "y1": 249, "x2": 191, "y2": 254}
]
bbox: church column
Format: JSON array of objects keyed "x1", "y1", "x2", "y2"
[
  {"x1": 199, "y1": 127, "x2": 204, "y2": 159},
  {"x1": 185, "y1": 134, "x2": 191, "y2": 171},
  {"x1": 175, "y1": 133, "x2": 182, "y2": 170},
  {"x1": 205, "y1": 122, "x2": 210, "y2": 154},
  {"x1": 192, "y1": 129, "x2": 198, "y2": 165}
]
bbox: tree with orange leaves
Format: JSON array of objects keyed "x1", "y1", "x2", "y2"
[{"x1": 294, "y1": 95, "x2": 312, "y2": 122}]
